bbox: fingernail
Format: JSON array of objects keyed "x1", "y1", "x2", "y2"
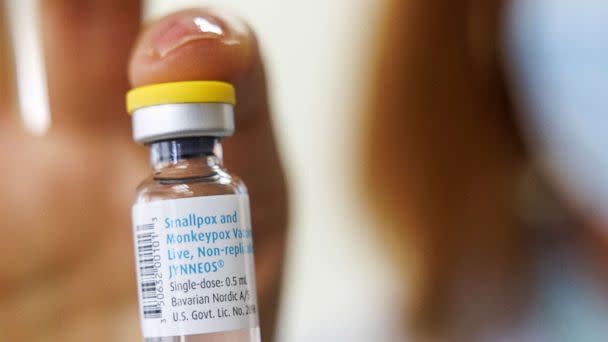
[{"x1": 150, "y1": 13, "x2": 229, "y2": 58}]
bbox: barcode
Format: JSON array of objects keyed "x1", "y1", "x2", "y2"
[
  {"x1": 137, "y1": 223, "x2": 155, "y2": 231},
  {"x1": 136, "y1": 223, "x2": 162, "y2": 319}
]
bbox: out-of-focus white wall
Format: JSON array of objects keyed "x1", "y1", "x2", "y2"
[{"x1": 147, "y1": 1, "x2": 405, "y2": 341}]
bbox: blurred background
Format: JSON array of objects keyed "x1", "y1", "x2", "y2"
[{"x1": 3, "y1": 0, "x2": 608, "y2": 341}]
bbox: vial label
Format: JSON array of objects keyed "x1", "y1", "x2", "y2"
[{"x1": 132, "y1": 194, "x2": 259, "y2": 338}]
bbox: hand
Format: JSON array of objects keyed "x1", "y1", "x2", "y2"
[{"x1": 0, "y1": 3, "x2": 287, "y2": 341}]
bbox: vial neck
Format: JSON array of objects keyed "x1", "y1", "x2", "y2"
[{"x1": 150, "y1": 137, "x2": 224, "y2": 178}]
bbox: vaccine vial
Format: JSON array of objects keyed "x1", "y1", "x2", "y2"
[{"x1": 127, "y1": 81, "x2": 261, "y2": 342}]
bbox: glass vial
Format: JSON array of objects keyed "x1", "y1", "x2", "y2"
[{"x1": 127, "y1": 81, "x2": 261, "y2": 342}]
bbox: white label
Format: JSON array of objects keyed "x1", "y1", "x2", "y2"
[{"x1": 132, "y1": 194, "x2": 259, "y2": 338}]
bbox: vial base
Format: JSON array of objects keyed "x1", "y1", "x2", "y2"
[{"x1": 145, "y1": 327, "x2": 261, "y2": 342}]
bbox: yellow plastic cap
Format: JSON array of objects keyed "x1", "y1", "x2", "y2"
[{"x1": 126, "y1": 81, "x2": 236, "y2": 114}]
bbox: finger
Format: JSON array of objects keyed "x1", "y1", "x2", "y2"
[
  {"x1": 0, "y1": 3, "x2": 16, "y2": 122},
  {"x1": 130, "y1": 9, "x2": 287, "y2": 340},
  {"x1": 40, "y1": 0, "x2": 142, "y2": 133}
]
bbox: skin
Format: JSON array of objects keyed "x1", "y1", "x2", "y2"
[{"x1": 0, "y1": 3, "x2": 287, "y2": 342}]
